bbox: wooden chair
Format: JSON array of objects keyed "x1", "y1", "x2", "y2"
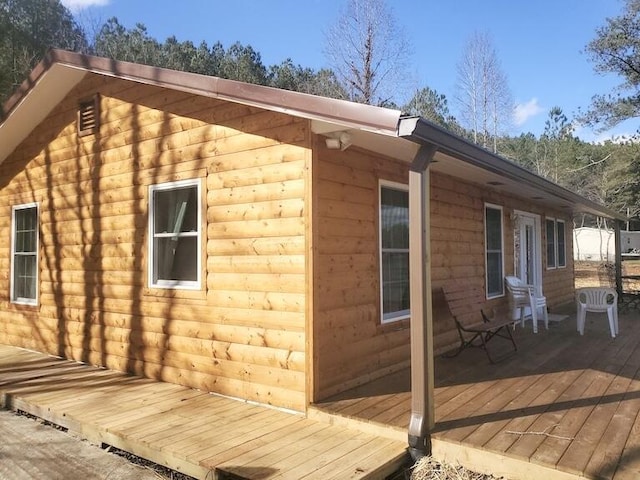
[{"x1": 442, "y1": 282, "x2": 517, "y2": 363}]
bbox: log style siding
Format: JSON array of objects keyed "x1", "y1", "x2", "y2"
[
  {"x1": 430, "y1": 171, "x2": 574, "y2": 353},
  {"x1": 0, "y1": 73, "x2": 310, "y2": 411},
  {"x1": 312, "y1": 150, "x2": 575, "y2": 400},
  {"x1": 312, "y1": 144, "x2": 411, "y2": 401},
  {"x1": 0, "y1": 69, "x2": 577, "y2": 411}
]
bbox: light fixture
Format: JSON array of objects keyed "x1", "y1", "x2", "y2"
[
  {"x1": 325, "y1": 131, "x2": 353, "y2": 151},
  {"x1": 325, "y1": 137, "x2": 341, "y2": 149}
]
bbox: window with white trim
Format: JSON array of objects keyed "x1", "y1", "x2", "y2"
[
  {"x1": 557, "y1": 220, "x2": 566, "y2": 267},
  {"x1": 485, "y1": 204, "x2": 504, "y2": 298},
  {"x1": 11, "y1": 204, "x2": 38, "y2": 305},
  {"x1": 546, "y1": 217, "x2": 566, "y2": 269},
  {"x1": 379, "y1": 182, "x2": 410, "y2": 323},
  {"x1": 149, "y1": 179, "x2": 201, "y2": 289}
]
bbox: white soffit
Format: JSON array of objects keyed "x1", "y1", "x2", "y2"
[
  {"x1": 0, "y1": 64, "x2": 86, "y2": 163},
  {"x1": 312, "y1": 119, "x2": 420, "y2": 163}
]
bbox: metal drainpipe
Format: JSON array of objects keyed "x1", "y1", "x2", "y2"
[
  {"x1": 407, "y1": 145, "x2": 436, "y2": 460},
  {"x1": 615, "y1": 220, "x2": 623, "y2": 297}
]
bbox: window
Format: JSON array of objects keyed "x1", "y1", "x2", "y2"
[
  {"x1": 546, "y1": 217, "x2": 566, "y2": 269},
  {"x1": 557, "y1": 220, "x2": 566, "y2": 267},
  {"x1": 485, "y1": 204, "x2": 504, "y2": 298},
  {"x1": 149, "y1": 179, "x2": 201, "y2": 289},
  {"x1": 11, "y1": 204, "x2": 38, "y2": 305},
  {"x1": 546, "y1": 219, "x2": 556, "y2": 269},
  {"x1": 78, "y1": 95, "x2": 100, "y2": 136},
  {"x1": 380, "y1": 182, "x2": 410, "y2": 323}
]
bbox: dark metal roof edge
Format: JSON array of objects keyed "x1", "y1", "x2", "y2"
[
  {"x1": 399, "y1": 117, "x2": 626, "y2": 221},
  {"x1": 2, "y1": 49, "x2": 401, "y2": 135}
]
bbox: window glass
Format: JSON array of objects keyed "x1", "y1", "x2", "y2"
[
  {"x1": 485, "y1": 205, "x2": 504, "y2": 298},
  {"x1": 546, "y1": 219, "x2": 556, "y2": 268},
  {"x1": 150, "y1": 181, "x2": 200, "y2": 288},
  {"x1": 557, "y1": 220, "x2": 566, "y2": 267},
  {"x1": 12, "y1": 205, "x2": 38, "y2": 304},
  {"x1": 380, "y1": 185, "x2": 409, "y2": 322}
]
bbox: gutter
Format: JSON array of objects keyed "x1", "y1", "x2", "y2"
[{"x1": 399, "y1": 117, "x2": 625, "y2": 221}]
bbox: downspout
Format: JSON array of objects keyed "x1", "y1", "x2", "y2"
[
  {"x1": 615, "y1": 220, "x2": 622, "y2": 297},
  {"x1": 407, "y1": 144, "x2": 437, "y2": 460}
]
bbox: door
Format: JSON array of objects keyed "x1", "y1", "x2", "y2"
[{"x1": 514, "y1": 212, "x2": 542, "y2": 290}]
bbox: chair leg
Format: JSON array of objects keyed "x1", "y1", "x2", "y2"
[
  {"x1": 577, "y1": 308, "x2": 585, "y2": 335},
  {"x1": 531, "y1": 302, "x2": 538, "y2": 334},
  {"x1": 607, "y1": 309, "x2": 616, "y2": 338}
]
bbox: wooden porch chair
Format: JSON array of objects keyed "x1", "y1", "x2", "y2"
[{"x1": 442, "y1": 282, "x2": 517, "y2": 364}]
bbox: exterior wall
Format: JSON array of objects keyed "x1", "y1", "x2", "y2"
[
  {"x1": 430, "y1": 171, "x2": 574, "y2": 352},
  {"x1": 0, "y1": 74, "x2": 310, "y2": 411},
  {"x1": 312, "y1": 142, "x2": 411, "y2": 401},
  {"x1": 311, "y1": 154, "x2": 577, "y2": 402}
]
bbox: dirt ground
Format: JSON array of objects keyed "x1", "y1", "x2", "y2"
[
  {"x1": 574, "y1": 260, "x2": 640, "y2": 290},
  {"x1": 0, "y1": 410, "x2": 164, "y2": 480}
]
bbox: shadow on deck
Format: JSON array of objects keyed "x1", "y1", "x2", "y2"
[{"x1": 312, "y1": 303, "x2": 640, "y2": 480}]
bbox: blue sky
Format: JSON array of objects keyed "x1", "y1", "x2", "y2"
[{"x1": 62, "y1": 0, "x2": 635, "y2": 142}]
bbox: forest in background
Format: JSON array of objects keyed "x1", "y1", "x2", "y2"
[{"x1": 1, "y1": 0, "x2": 639, "y2": 227}]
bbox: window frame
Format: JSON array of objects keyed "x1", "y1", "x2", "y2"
[
  {"x1": 546, "y1": 217, "x2": 566, "y2": 269},
  {"x1": 148, "y1": 179, "x2": 202, "y2": 290},
  {"x1": 484, "y1": 203, "x2": 505, "y2": 299},
  {"x1": 379, "y1": 180, "x2": 410, "y2": 324},
  {"x1": 11, "y1": 203, "x2": 39, "y2": 306},
  {"x1": 557, "y1": 219, "x2": 566, "y2": 268}
]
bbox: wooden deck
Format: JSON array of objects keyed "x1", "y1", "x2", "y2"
[
  {"x1": 0, "y1": 345, "x2": 408, "y2": 480},
  {"x1": 311, "y1": 305, "x2": 640, "y2": 480}
]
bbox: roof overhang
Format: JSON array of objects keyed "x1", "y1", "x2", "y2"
[
  {"x1": 0, "y1": 49, "x2": 401, "y2": 165},
  {"x1": 0, "y1": 50, "x2": 623, "y2": 221},
  {"x1": 398, "y1": 117, "x2": 625, "y2": 221}
]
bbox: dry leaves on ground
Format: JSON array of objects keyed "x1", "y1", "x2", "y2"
[{"x1": 410, "y1": 457, "x2": 504, "y2": 480}]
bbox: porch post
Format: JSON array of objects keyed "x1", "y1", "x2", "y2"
[
  {"x1": 407, "y1": 145, "x2": 436, "y2": 459},
  {"x1": 615, "y1": 219, "x2": 623, "y2": 297}
]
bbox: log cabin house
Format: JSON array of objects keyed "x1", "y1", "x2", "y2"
[{"x1": 0, "y1": 51, "x2": 622, "y2": 448}]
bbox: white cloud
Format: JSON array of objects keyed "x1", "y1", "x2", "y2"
[
  {"x1": 61, "y1": 0, "x2": 110, "y2": 12},
  {"x1": 514, "y1": 98, "x2": 544, "y2": 126}
]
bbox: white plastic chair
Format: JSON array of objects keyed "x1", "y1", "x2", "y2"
[
  {"x1": 576, "y1": 287, "x2": 619, "y2": 338},
  {"x1": 505, "y1": 276, "x2": 549, "y2": 333}
]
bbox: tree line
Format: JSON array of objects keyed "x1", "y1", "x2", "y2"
[{"x1": 1, "y1": 0, "x2": 639, "y2": 225}]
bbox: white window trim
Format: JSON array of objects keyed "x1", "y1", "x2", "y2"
[
  {"x1": 545, "y1": 218, "x2": 557, "y2": 270},
  {"x1": 546, "y1": 217, "x2": 566, "y2": 269},
  {"x1": 11, "y1": 203, "x2": 39, "y2": 306},
  {"x1": 148, "y1": 179, "x2": 202, "y2": 290},
  {"x1": 557, "y1": 219, "x2": 567, "y2": 268},
  {"x1": 484, "y1": 203, "x2": 505, "y2": 299},
  {"x1": 379, "y1": 180, "x2": 410, "y2": 324}
]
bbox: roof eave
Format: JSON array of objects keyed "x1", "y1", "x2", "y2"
[
  {"x1": 0, "y1": 49, "x2": 402, "y2": 164},
  {"x1": 399, "y1": 117, "x2": 625, "y2": 221}
]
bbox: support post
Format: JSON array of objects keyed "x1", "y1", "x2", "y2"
[
  {"x1": 615, "y1": 219, "x2": 623, "y2": 297},
  {"x1": 407, "y1": 145, "x2": 436, "y2": 460}
]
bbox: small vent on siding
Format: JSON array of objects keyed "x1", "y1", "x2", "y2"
[{"x1": 78, "y1": 95, "x2": 100, "y2": 136}]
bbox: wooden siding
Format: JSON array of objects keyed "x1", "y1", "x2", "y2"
[
  {"x1": 430, "y1": 171, "x2": 574, "y2": 353},
  {"x1": 0, "y1": 73, "x2": 310, "y2": 411},
  {"x1": 312, "y1": 156, "x2": 576, "y2": 401},
  {"x1": 312, "y1": 144, "x2": 411, "y2": 402}
]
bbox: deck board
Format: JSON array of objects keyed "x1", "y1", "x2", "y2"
[
  {"x1": 313, "y1": 306, "x2": 640, "y2": 480},
  {"x1": 0, "y1": 344, "x2": 408, "y2": 479}
]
